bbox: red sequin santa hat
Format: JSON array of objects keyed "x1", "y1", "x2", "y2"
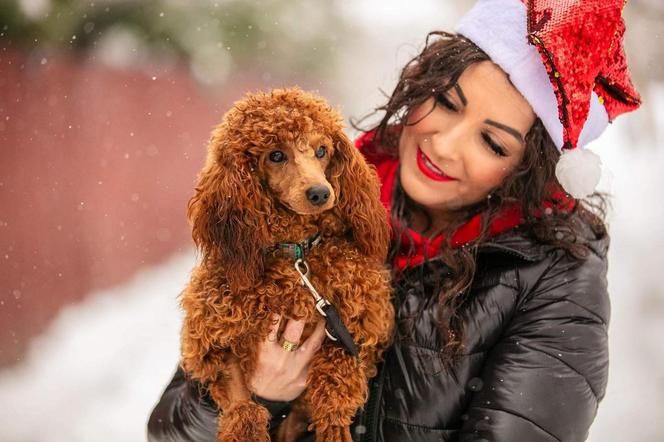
[{"x1": 456, "y1": 0, "x2": 641, "y2": 198}]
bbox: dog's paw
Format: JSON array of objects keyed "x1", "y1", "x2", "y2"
[{"x1": 217, "y1": 399, "x2": 271, "y2": 442}]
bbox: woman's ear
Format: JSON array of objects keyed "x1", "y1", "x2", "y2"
[
  {"x1": 187, "y1": 127, "x2": 270, "y2": 292},
  {"x1": 329, "y1": 130, "x2": 391, "y2": 261}
]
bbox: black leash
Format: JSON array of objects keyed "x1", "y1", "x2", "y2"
[
  {"x1": 263, "y1": 233, "x2": 358, "y2": 357},
  {"x1": 294, "y1": 259, "x2": 358, "y2": 357}
]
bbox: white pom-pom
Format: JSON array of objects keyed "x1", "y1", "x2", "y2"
[{"x1": 555, "y1": 147, "x2": 602, "y2": 199}]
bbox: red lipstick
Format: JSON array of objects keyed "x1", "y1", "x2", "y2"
[{"x1": 416, "y1": 147, "x2": 457, "y2": 182}]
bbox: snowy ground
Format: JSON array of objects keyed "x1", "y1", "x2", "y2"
[{"x1": 0, "y1": 252, "x2": 189, "y2": 442}]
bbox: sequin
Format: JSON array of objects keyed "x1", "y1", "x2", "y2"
[{"x1": 524, "y1": 0, "x2": 641, "y2": 148}]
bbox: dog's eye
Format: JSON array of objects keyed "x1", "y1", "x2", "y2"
[
  {"x1": 315, "y1": 145, "x2": 327, "y2": 159},
  {"x1": 268, "y1": 150, "x2": 287, "y2": 163}
]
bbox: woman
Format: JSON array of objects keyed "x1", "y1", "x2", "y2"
[{"x1": 148, "y1": 1, "x2": 640, "y2": 440}]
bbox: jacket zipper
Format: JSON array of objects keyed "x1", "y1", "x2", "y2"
[{"x1": 361, "y1": 360, "x2": 386, "y2": 442}]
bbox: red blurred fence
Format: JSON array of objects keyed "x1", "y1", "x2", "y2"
[{"x1": 0, "y1": 51, "x2": 251, "y2": 367}]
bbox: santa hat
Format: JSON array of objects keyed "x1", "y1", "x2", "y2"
[{"x1": 455, "y1": 0, "x2": 641, "y2": 198}]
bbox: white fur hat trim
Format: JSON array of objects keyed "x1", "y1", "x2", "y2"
[{"x1": 455, "y1": 0, "x2": 609, "y2": 151}]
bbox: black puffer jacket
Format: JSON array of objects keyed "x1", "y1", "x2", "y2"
[{"x1": 148, "y1": 217, "x2": 610, "y2": 442}]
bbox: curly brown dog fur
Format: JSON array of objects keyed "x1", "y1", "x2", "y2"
[{"x1": 180, "y1": 87, "x2": 394, "y2": 442}]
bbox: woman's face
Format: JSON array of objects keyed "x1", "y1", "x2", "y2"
[{"x1": 398, "y1": 60, "x2": 536, "y2": 216}]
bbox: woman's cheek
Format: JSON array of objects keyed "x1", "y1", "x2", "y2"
[{"x1": 465, "y1": 165, "x2": 503, "y2": 198}]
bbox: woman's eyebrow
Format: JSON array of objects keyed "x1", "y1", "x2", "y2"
[
  {"x1": 453, "y1": 83, "x2": 524, "y2": 143},
  {"x1": 453, "y1": 84, "x2": 467, "y2": 106},
  {"x1": 484, "y1": 119, "x2": 524, "y2": 143}
]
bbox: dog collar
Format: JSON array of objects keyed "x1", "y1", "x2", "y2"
[{"x1": 263, "y1": 233, "x2": 322, "y2": 261}]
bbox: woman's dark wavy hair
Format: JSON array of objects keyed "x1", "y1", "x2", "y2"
[{"x1": 353, "y1": 31, "x2": 609, "y2": 367}]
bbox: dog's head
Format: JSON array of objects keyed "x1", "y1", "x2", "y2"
[
  {"x1": 188, "y1": 87, "x2": 389, "y2": 290},
  {"x1": 255, "y1": 118, "x2": 337, "y2": 217}
]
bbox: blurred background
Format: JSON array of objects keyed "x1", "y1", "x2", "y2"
[{"x1": 0, "y1": 0, "x2": 662, "y2": 440}]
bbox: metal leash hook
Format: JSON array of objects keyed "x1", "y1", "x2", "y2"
[{"x1": 294, "y1": 258, "x2": 337, "y2": 341}]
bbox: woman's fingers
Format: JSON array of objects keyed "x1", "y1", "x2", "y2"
[
  {"x1": 297, "y1": 319, "x2": 326, "y2": 359},
  {"x1": 281, "y1": 318, "x2": 305, "y2": 345},
  {"x1": 263, "y1": 315, "x2": 325, "y2": 361},
  {"x1": 266, "y1": 313, "x2": 282, "y2": 343},
  {"x1": 251, "y1": 316, "x2": 328, "y2": 402}
]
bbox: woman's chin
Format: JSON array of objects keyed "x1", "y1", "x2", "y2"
[{"x1": 402, "y1": 175, "x2": 449, "y2": 207}]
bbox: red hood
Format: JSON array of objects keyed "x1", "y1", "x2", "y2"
[{"x1": 355, "y1": 129, "x2": 576, "y2": 270}]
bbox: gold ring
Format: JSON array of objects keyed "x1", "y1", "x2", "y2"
[{"x1": 281, "y1": 339, "x2": 299, "y2": 352}]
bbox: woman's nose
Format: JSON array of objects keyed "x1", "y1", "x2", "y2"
[{"x1": 429, "y1": 127, "x2": 464, "y2": 163}]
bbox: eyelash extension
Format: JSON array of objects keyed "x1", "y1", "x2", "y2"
[
  {"x1": 481, "y1": 132, "x2": 507, "y2": 157},
  {"x1": 435, "y1": 93, "x2": 458, "y2": 112},
  {"x1": 435, "y1": 93, "x2": 507, "y2": 157}
]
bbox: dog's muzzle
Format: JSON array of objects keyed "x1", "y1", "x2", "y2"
[{"x1": 306, "y1": 185, "x2": 330, "y2": 206}]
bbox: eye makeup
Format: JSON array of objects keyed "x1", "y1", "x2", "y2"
[
  {"x1": 435, "y1": 93, "x2": 458, "y2": 111},
  {"x1": 481, "y1": 133, "x2": 507, "y2": 157},
  {"x1": 431, "y1": 83, "x2": 518, "y2": 158}
]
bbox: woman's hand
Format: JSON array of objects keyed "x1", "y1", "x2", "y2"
[{"x1": 248, "y1": 314, "x2": 327, "y2": 402}]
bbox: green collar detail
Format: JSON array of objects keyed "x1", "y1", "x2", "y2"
[{"x1": 263, "y1": 233, "x2": 322, "y2": 260}]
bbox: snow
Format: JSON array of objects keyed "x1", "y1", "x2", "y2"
[
  {"x1": 585, "y1": 119, "x2": 664, "y2": 442},
  {"x1": 0, "y1": 252, "x2": 190, "y2": 442}
]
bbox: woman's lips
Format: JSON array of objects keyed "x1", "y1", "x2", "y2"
[{"x1": 416, "y1": 147, "x2": 457, "y2": 182}]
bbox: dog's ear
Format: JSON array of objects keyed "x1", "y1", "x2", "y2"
[
  {"x1": 329, "y1": 130, "x2": 390, "y2": 261},
  {"x1": 187, "y1": 127, "x2": 270, "y2": 291}
]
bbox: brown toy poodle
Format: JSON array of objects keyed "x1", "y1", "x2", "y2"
[{"x1": 179, "y1": 87, "x2": 394, "y2": 442}]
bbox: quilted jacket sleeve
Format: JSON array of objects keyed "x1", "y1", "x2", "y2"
[
  {"x1": 458, "y1": 249, "x2": 610, "y2": 442},
  {"x1": 147, "y1": 365, "x2": 292, "y2": 442}
]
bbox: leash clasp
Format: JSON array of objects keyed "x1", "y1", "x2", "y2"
[{"x1": 294, "y1": 258, "x2": 338, "y2": 341}]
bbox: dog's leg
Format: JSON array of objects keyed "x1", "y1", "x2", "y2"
[
  {"x1": 210, "y1": 354, "x2": 272, "y2": 442},
  {"x1": 215, "y1": 400, "x2": 271, "y2": 442},
  {"x1": 304, "y1": 345, "x2": 367, "y2": 442}
]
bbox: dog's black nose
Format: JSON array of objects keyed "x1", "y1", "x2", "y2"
[{"x1": 306, "y1": 186, "x2": 330, "y2": 206}]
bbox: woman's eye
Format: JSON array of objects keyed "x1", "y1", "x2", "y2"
[
  {"x1": 435, "y1": 93, "x2": 458, "y2": 112},
  {"x1": 315, "y1": 145, "x2": 327, "y2": 159},
  {"x1": 481, "y1": 133, "x2": 507, "y2": 157},
  {"x1": 268, "y1": 150, "x2": 287, "y2": 163}
]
